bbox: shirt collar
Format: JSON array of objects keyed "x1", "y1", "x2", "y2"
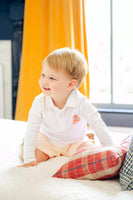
[
  {"x1": 45, "y1": 96, "x2": 54, "y2": 108},
  {"x1": 44, "y1": 89, "x2": 79, "y2": 109},
  {"x1": 65, "y1": 89, "x2": 79, "y2": 107}
]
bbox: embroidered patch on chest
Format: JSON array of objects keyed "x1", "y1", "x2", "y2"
[{"x1": 73, "y1": 115, "x2": 80, "y2": 124}]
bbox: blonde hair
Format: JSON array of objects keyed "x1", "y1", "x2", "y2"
[{"x1": 42, "y1": 47, "x2": 88, "y2": 88}]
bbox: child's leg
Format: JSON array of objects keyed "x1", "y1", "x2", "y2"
[
  {"x1": 76, "y1": 141, "x2": 94, "y2": 151},
  {"x1": 75, "y1": 134, "x2": 97, "y2": 153},
  {"x1": 35, "y1": 148, "x2": 49, "y2": 163},
  {"x1": 64, "y1": 138, "x2": 96, "y2": 157},
  {"x1": 20, "y1": 145, "x2": 49, "y2": 164}
]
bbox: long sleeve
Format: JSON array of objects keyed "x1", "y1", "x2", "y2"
[
  {"x1": 79, "y1": 96, "x2": 114, "y2": 146},
  {"x1": 24, "y1": 97, "x2": 43, "y2": 164}
]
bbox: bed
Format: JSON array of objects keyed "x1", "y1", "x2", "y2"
[{"x1": 0, "y1": 119, "x2": 133, "y2": 200}]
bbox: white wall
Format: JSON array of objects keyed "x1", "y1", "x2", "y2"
[{"x1": 0, "y1": 40, "x2": 12, "y2": 119}]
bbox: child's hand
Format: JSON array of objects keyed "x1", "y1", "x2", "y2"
[{"x1": 17, "y1": 160, "x2": 37, "y2": 168}]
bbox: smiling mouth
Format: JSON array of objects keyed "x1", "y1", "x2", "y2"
[{"x1": 43, "y1": 87, "x2": 51, "y2": 91}]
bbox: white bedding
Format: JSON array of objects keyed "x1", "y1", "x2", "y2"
[{"x1": 0, "y1": 119, "x2": 133, "y2": 200}]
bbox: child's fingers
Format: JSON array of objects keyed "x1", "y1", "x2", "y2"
[
  {"x1": 17, "y1": 165, "x2": 23, "y2": 167},
  {"x1": 17, "y1": 161, "x2": 37, "y2": 168},
  {"x1": 17, "y1": 163, "x2": 37, "y2": 167}
]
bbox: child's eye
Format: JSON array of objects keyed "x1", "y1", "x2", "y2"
[
  {"x1": 41, "y1": 73, "x2": 45, "y2": 77},
  {"x1": 50, "y1": 77, "x2": 56, "y2": 80}
]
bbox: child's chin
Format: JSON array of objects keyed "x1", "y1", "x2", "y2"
[{"x1": 42, "y1": 91, "x2": 51, "y2": 96}]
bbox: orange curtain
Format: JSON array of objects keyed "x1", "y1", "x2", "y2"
[{"x1": 15, "y1": 0, "x2": 89, "y2": 121}]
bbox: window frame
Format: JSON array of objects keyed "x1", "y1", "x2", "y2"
[
  {"x1": 90, "y1": 0, "x2": 133, "y2": 127},
  {"x1": 98, "y1": 108, "x2": 133, "y2": 127}
]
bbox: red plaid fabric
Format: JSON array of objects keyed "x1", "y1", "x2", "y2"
[{"x1": 53, "y1": 135, "x2": 132, "y2": 180}]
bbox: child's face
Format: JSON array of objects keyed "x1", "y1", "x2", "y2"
[{"x1": 39, "y1": 62, "x2": 73, "y2": 101}]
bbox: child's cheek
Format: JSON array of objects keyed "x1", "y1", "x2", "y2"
[
  {"x1": 39, "y1": 78, "x2": 43, "y2": 88},
  {"x1": 51, "y1": 84, "x2": 59, "y2": 92},
  {"x1": 39, "y1": 78, "x2": 41, "y2": 85}
]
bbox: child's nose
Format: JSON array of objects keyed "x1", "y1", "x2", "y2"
[{"x1": 43, "y1": 77, "x2": 49, "y2": 85}]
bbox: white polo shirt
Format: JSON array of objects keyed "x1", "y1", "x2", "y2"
[{"x1": 24, "y1": 89, "x2": 113, "y2": 163}]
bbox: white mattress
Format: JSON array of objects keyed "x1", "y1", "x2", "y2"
[{"x1": 0, "y1": 119, "x2": 133, "y2": 200}]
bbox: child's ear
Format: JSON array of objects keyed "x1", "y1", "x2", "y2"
[{"x1": 68, "y1": 79, "x2": 77, "y2": 89}]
